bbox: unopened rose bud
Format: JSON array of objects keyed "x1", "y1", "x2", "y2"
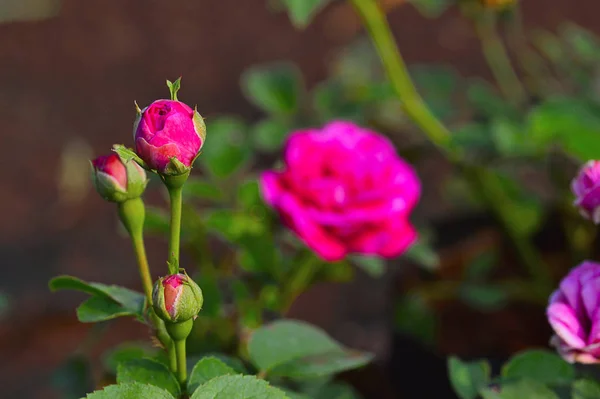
[
  {"x1": 152, "y1": 273, "x2": 203, "y2": 324},
  {"x1": 90, "y1": 153, "x2": 147, "y2": 202},
  {"x1": 572, "y1": 160, "x2": 600, "y2": 223},
  {"x1": 134, "y1": 99, "x2": 205, "y2": 176}
]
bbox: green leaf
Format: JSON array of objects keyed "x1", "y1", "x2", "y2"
[
  {"x1": 409, "y1": 0, "x2": 451, "y2": 18},
  {"x1": 572, "y1": 379, "x2": 600, "y2": 399},
  {"x1": 394, "y1": 296, "x2": 436, "y2": 346},
  {"x1": 281, "y1": 0, "x2": 331, "y2": 28},
  {"x1": 188, "y1": 356, "x2": 236, "y2": 394},
  {"x1": 166, "y1": 77, "x2": 181, "y2": 101},
  {"x1": 252, "y1": 118, "x2": 291, "y2": 152},
  {"x1": 528, "y1": 97, "x2": 600, "y2": 160},
  {"x1": 501, "y1": 349, "x2": 575, "y2": 385},
  {"x1": 86, "y1": 382, "x2": 175, "y2": 399},
  {"x1": 190, "y1": 375, "x2": 288, "y2": 399},
  {"x1": 485, "y1": 171, "x2": 543, "y2": 238},
  {"x1": 459, "y1": 284, "x2": 508, "y2": 312},
  {"x1": 116, "y1": 359, "x2": 179, "y2": 397},
  {"x1": 481, "y1": 379, "x2": 559, "y2": 399},
  {"x1": 560, "y1": 23, "x2": 600, "y2": 64},
  {"x1": 50, "y1": 276, "x2": 145, "y2": 322},
  {"x1": 241, "y1": 63, "x2": 303, "y2": 115},
  {"x1": 315, "y1": 383, "x2": 362, "y2": 399},
  {"x1": 248, "y1": 319, "x2": 372, "y2": 378},
  {"x1": 350, "y1": 255, "x2": 385, "y2": 278},
  {"x1": 112, "y1": 144, "x2": 148, "y2": 170},
  {"x1": 0, "y1": 0, "x2": 60, "y2": 23},
  {"x1": 411, "y1": 64, "x2": 459, "y2": 119},
  {"x1": 183, "y1": 178, "x2": 223, "y2": 201},
  {"x1": 404, "y1": 238, "x2": 440, "y2": 271},
  {"x1": 51, "y1": 355, "x2": 93, "y2": 398},
  {"x1": 270, "y1": 350, "x2": 373, "y2": 379},
  {"x1": 448, "y1": 356, "x2": 491, "y2": 399},
  {"x1": 467, "y1": 79, "x2": 516, "y2": 120},
  {"x1": 200, "y1": 117, "x2": 251, "y2": 177},
  {"x1": 77, "y1": 296, "x2": 141, "y2": 323},
  {"x1": 464, "y1": 252, "x2": 497, "y2": 281},
  {"x1": 491, "y1": 119, "x2": 535, "y2": 156},
  {"x1": 102, "y1": 342, "x2": 159, "y2": 374}
]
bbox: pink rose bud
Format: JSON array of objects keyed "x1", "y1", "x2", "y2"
[
  {"x1": 260, "y1": 121, "x2": 420, "y2": 262},
  {"x1": 90, "y1": 153, "x2": 147, "y2": 202},
  {"x1": 134, "y1": 99, "x2": 206, "y2": 175},
  {"x1": 572, "y1": 160, "x2": 600, "y2": 223},
  {"x1": 547, "y1": 261, "x2": 600, "y2": 364},
  {"x1": 152, "y1": 273, "x2": 203, "y2": 323}
]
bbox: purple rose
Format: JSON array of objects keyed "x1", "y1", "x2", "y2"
[
  {"x1": 547, "y1": 261, "x2": 600, "y2": 364},
  {"x1": 134, "y1": 99, "x2": 205, "y2": 174},
  {"x1": 260, "y1": 121, "x2": 420, "y2": 262},
  {"x1": 572, "y1": 160, "x2": 600, "y2": 223}
]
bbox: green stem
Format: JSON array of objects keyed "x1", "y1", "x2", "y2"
[
  {"x1": 175, "y1": 339, "x2": 187, "y2": 386},
  {"x1": 168, "y1": 186, "x2": 184, "y2": 274},
  {"x1": 118, "y1": 198, "x2": 153, "y2": 303},
  {"x1": 474, "y1": 9, "x2": 527, "y2": 105},
  {"x1": 349, "y1": 0, "x2": 551, "y2": 290},
  {"x1": 131, "y1": 234, "x2": 153, "y2": 302},
  {"x1": 283, "y1": 253, "x2": 322, "y2": 313},
  {"x1": 118, "y1": 198, "x2": 177, "y2": 372},
  {"x1": 348, "y1": 0, "x2": 451, "y2": 150}
]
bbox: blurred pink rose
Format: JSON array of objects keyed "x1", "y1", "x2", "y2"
[
  {"x1": 547, "y1": 261, "x2": 600, "y2": 364},
  {"x1": 260, "y1": 121, "x2": 420, "y2": 261},
  {"x1": 134, "y1": 99, "x2": 205, "y2": 174}
]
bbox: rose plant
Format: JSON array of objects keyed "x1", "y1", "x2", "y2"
[{"x1": 50, "y1": 80, "x2": 386, "y2": 399}]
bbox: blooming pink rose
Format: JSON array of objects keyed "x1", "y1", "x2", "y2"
[
  {"x1": 547, "y1": 261, "x2": 600, "y2": 364},
  {"x1": 134, "y1": 99, "x2": 205, "y2": 174},
  {"x1": 90, "y1": 153, "x2": 147, "y2": 202},
  {"x1": 260, "y1": 121, "x2": 420, "y2": 261},
  {"x1": 572, "y1": 160, "x2": 600, "y2": 223}
]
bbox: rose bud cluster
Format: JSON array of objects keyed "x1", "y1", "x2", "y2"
[
  {"x1": 572, "y1": 160, "x2": 600, "y2": 224},
  {"x1": 152, "y1": 273, "x2": 203, "y2": 324},
  {"x1": 260, "y1": 121, "x2": 420, "y2": 262},
  {"x1": 90, "y1": 153, "x2": 147, "y2": 202},
  {"x1": 134, "y1": 99, "x2": 206, "y2": 176},
  {"x1": 547, "y1": 261, "x2": 600, "y2": 364}
]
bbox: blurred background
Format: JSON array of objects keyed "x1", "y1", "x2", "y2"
[{"x1": 1, "y1": 0, "x2": 599, "y2": 397}]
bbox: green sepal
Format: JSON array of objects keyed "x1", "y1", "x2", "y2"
[
  {"x1": 163, "y1": 156, "x2": 191, "y2": 176},
  {"x1": 112, "y1": 144, "x2": 150, "y2": 170},
  {"x1": 161, "y1": 167, "x2": 190, "y2": 189},
  {"x1": 166, "y1": 77, "x2": 182, "y2": 101},
  {"x1": 124, "y1": 159, "x2": 149, "y2": 198},
  {"x1": 165, "y1": 318, "x2": 194, "y2": 342},
  {"x1": 90, "y1": 162, "x2": 130, "y2": 203},
  {"x1": 193, "y1": 106, "x2": 207, "y2": 145}
]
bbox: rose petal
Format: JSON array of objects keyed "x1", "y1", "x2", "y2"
[
  {"x1": 547, "y1": 301, "x2": 587, "y2": 349},
  {"x1": 135, "y1": 137, "x2": 180, "y2": 172},
  {"x1": 277, "y1": 192, "x2": 347, "y2": 261}
]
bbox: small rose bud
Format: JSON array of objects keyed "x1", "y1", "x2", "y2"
[
  {"x1": 152, "y1": 273, "x2": 203, "y2": 324},
  {"x1": 134, "y1": 99, "x2": 206, "y2": 175},
  {"x1": 572, "y1": 160, "x2": 600, "y2": 223},
  {"x1": 90, "y1": 153, "x2": 147, "y2": 202}
]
